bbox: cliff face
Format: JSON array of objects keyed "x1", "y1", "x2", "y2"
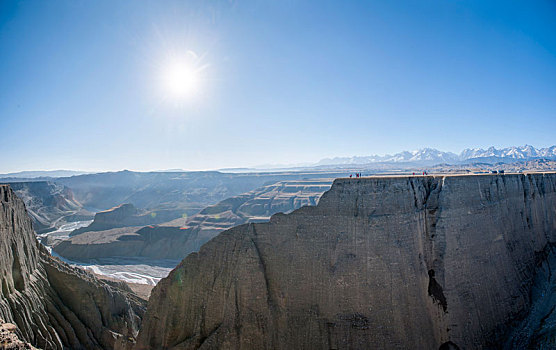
[
  {"x1": 137, "y1": 173, "x2": 556, "y2": 349},
  {"x1": 504, "y1": 243, "x2": 556, "y2": 348},
  {"x1": 0, "y1": 185, "x2": 145, "y2": 350}
]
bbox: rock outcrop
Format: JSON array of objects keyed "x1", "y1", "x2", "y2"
[
  {"x1": 54, "y1": 180, "x2": 332, "y2": 261},
  {"x1": 70, "y1": 203, "x2": 178, "y2": 237},
  {"x1": 0, "y1": 320, "x2": 37, "y2": 349},
  {"x1": 137, "y1": 173, "x2": 556, "y2": 349},
  {"x1": 0, "y1": 185, "x2": 145, "y2": 350}
]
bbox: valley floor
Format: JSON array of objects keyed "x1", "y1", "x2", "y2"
[{"x1": 39, "y1": 220, "x2": 173, "y2": 297}]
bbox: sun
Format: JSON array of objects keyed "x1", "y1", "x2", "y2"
[
  {"x1": 162, "y1": 61, "x2": 200, "y2": 99},
  {"x1": 157, "y1": 51, "x2": 207, "y2": 103}
]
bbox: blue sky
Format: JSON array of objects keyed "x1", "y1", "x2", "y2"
[{"x1": 1, "y1": 0, "x2": 555, "y2": 172}]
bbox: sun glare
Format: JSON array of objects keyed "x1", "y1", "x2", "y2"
[
  {"x1": 162, "y1": 62, "x2": 199, "y2": 99},
  {"x1": 158, "y1": 51, "x2": 207, "y2": 103}
]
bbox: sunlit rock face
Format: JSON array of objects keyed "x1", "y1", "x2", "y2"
[
  {"x1": 137, "y1": 173, "x2": 556, "y2": 349},
  {"x1": 0, "y1": 185, "x2": 145, "y2": 350}
]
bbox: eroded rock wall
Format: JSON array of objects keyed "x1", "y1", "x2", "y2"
[
  {"x1": 0, "y1": 185, "x2": 145, "y2": 350},
  {"x1": 137, "y1": 173, "x2": 556, "y2": 349}
]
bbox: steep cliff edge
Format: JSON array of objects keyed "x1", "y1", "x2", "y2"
[
  {"x1": 137, "y1": 173, "x2": 556, "y2": 349},
  {"x1": 0, "y1": 185, "x2": 145, "y2": 349}
]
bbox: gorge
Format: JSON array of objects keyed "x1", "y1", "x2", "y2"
[{"x1": 1, "y1": 173, "x2": 556, "y2": 349}]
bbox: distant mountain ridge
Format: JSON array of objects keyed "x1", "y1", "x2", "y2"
[
  {"x1": 317, "y1": 145, "x2": 556, "y2": 166},
  {"x1": 459, "y1": 145, "x2": 556, "y2": 160},
  {"x1": 0, "y1": 170, "x2": 90, "y2": 178}
]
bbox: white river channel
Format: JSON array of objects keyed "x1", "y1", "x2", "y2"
[{"x1": 40, "y1": 220, "x2": 179, "y2": 285}]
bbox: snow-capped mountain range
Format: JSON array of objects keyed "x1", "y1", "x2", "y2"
[{"x1": 316, "y1": 145, "x2": 556, "y2": 166}]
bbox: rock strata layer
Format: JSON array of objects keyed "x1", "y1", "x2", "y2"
[
  {"x1": 137, "y1": 173, "x2": 556, "y2": 349},
  {"x1": 0, "y1": 185, "x2": 145, "y2": 350}
]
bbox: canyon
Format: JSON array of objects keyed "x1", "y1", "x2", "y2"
[
  {"x1": 52, "y1": 170, "x2": 346, "y2": 214},
  {"x1": 137, "y1": 173, "x2": 556, "y2": 349},
  {"x1": 8, "y1": 181, "x2": 92, "y2": 234},
  {"x1": 2, "y1": 172, "x2": 556, "y2": 349},
  {"x1": 53, "y1": 179, "x2": 333, "y2": 261}
]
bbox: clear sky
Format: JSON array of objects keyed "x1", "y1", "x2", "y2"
[{"x1": 1, "y1": 0, "x2": 555, "y2": 172}]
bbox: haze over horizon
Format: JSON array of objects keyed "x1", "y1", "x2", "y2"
[
  {"x1": 1, "y1": 0, "x2": 555, "y2": 173},
  {"x1": 1, "y1": 144, "x2": 555, "y2": 175}
]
